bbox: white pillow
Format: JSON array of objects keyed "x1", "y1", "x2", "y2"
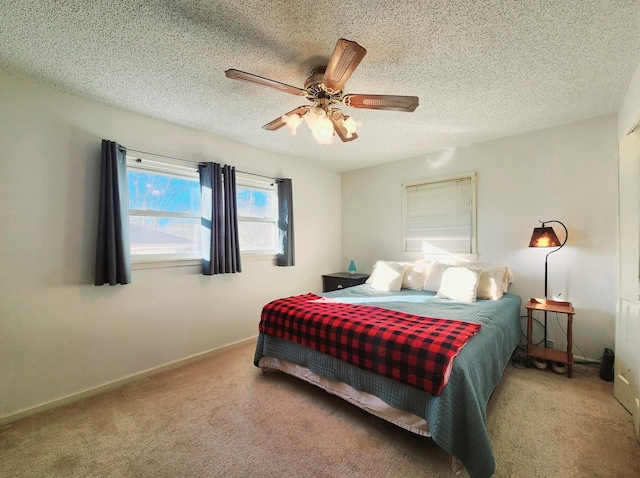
[
  {"x1": 455, "y1": 262, "x2": 514, "y2": 294},
  {"x1": 365, "y1": 262, "x2": 377, "y2": 284},
  {"x1": 436, "y1": 266, "x2": 481, "y2": 302},
  {"x1": 501, "y1": 267, "x2": 514, "y2": 292},
  {"x1": 366, "y1": 260, "x2": 397, "y2": 283},
  {"x1": 369, "y1": 261, "x2": 407, "y2": 291},
  {"x1": 366, "y1": 260, "x2": 393, "y2": 284},
  {"x1": 476, "y1": 268, "x2": 507, "y2": 300},
  {"x1": 423, "y1": 261, "x2": 449, "y2": 292},
  {"x1": 402, "y1": 260, "x2": 432, "y2": 290}
]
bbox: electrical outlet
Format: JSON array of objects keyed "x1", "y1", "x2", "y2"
[{"x1": 546, "y1": 339, "x2": 555, "y2": 349}]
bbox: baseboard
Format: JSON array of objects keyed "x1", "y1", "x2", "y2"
[
  {"x1": 513, "y1": 346, "x2": 600, "y2": 366},
  {"x1": 0, "y1": 335, "x2": 257, "y2": 427},
  {"x1": 574, "y1": 354, "x2": 601, "y2": 365}
]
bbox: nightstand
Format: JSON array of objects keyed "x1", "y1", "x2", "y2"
[
  {"x1": 322, "y1": 272, "x2": 369, "y2": 292},
  {"x1": 525, "y1": 298, "x2": 575, "y2": 377}
]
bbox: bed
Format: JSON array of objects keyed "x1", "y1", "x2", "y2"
[{"x1": 254, "y1": 262, "x2": 521, "y2": 478}]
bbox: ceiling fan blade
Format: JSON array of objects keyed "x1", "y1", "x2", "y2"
[
  {"x1": 225, "y1": 69, "x2": 305, "y2": 96},
  {"x1": 342, "y1": 94, "x2": 419, "y2": 112},
  {"x1": 323, "y1": 39, "x2": 367, "y2": 93},
  {"x1": 328, "y1": 111, "x2": 358, "y2": 142},
  {"x1": 262, "y1": 106, "x2": 310, "y2": 131}
]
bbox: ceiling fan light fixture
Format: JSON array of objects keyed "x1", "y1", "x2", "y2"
[
  {"x1": 342, "y1": 115, "x2": 360, "y2": 138},
  {"x1": 227, "y1": 38, "x2": 419, "y2": 144},
  {"x1": 280, "y1": 105, "x2": 360, "y2": 144},
  {"x1": 281, "y1": 113, "x2": 303, "y2": 134},
  {"x1": 311, "y1": 117, "x2": 334, "y2": 144},
  {"x1": 304, "y1": 107, "x2": 335, "y2": 144}
]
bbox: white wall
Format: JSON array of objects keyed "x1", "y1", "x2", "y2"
[
  {"x1": 0, "y1": 72, "x2": 342, "y2": 420},
  {"x1": 342, "y1": 114, "x2": 619, "y2": 361},
  {"x1": 619, "y1": 58, "x2": 640, "y2": 137}
]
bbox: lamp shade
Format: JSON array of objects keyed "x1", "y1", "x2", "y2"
[{"x1": 529, "y1": 226, "x2": 561, "y2": 248}]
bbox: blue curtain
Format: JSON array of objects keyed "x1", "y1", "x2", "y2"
[
  {"x1": 276, "y1": 178, "x2": 295, "y2": 266},
  {"x1": 199, "y1": 163, "x2": 241, "y2": 274},
  {"x1": 223, "y1": 165, "x2": 241, "y2": 272},
  {"x1": 95, "y1": 140, "x2": 131, "y2": 285}
]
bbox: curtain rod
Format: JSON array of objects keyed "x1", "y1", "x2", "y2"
[{"x1": 123, "y1": 146, "x2": 278, "y2": 181}]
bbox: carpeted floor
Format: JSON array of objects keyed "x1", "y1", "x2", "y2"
[{"x1": 1, "y1": 340, "x2": 639, "y2": 478}]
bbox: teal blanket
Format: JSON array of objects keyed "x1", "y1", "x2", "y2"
[{"x1": 254, "y1": 285, "x2": 521, "y2": 478}]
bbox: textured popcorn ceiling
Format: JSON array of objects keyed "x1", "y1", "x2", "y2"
[{"x1": 1, "y1": 1, "x2": 639, "y2": 171}]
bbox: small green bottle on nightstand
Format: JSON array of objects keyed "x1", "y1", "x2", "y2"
[{"x1": 348, "y1": 260, "x2": 356, "y2": 275}]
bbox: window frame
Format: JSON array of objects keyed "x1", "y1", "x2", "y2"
[
  {"x1": 126, "y1": 156, "x2": 203, "y2": 268},
  {"x1": 235, "y1": 174, "x2": 279, "y2": 257},
  {"x1": 126, "y1": 157, "x2": 279, "y2": 269},
  {"x1": 401, "y1": 172, "x2": 478, "y2": 260}
]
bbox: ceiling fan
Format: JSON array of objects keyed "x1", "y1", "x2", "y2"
[{"x1": 225, "y1": 39, "x2": 419, "y2": 144}]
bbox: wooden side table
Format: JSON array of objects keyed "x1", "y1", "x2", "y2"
[{"x1": 525, "y1": 298, "x2": 575, "y2": 378}]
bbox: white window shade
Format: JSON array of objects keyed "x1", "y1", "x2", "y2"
[{"x1": 403, "y1": 174, "x2": 476, "y2": 254}]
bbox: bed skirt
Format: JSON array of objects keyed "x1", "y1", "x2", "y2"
[{"x1": 258, "y1": 356, "x2": 431, "y2": 436}]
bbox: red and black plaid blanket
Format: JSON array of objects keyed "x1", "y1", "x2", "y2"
[{"x1": 259, "y1": 293, "x2": 481, "y2": 396}]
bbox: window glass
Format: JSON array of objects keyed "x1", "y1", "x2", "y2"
[
  {"x1": 129, "y1": 171, "x2": 200, "y2": 214},
  {"x1": 128, "y1": 168, "x2": 201, "y2": 257},
  {"x1": 238, "y1": 221, "x2": 276, "y2": 252},
  {"x1": 237, "y1": 186, "x2": 277, "y2": 219},
  {"x1": 126, "y1": 160, "x2": 279, "y2": 262},
  {"x1": 236, "y1": 181, "x2": 278, "y2": 254}
]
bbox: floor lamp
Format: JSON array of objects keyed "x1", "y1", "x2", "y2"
[{"x1": 529, "y1": 219, "x2": 568, "y2": 349}]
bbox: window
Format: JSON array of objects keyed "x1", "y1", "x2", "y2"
[
  {"x1": 402, "y1": 173, "x2": 477, "y2": 256},
  {"x1": 126, "y1": 157, "x2": 278, "y2": 264},
  {"x1": 128, "y1": 159, "x2": 201, "y2": 261},
  {"x1": 236, "y1": 177, "x2": 278, "y2": 254}
]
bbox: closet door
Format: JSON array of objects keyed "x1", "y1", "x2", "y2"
[{"x1": 616, "y1": 128, "x2": 640, "y2": 442}]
